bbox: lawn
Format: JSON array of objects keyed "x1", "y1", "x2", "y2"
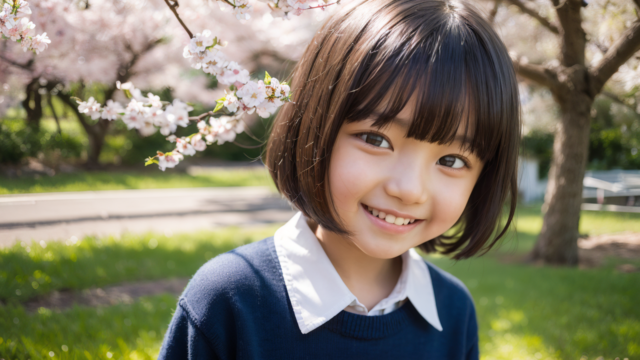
[
  {"x1": 1, "y1": 205, "x2": 639, "y2": 359},
  {"x1": 0, "y1": 168, "x2": 274, "y2": 195}
]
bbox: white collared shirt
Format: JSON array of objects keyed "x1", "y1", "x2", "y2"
[{"x1": 274, "y1": 211, "x2": 443, "y2": 334}]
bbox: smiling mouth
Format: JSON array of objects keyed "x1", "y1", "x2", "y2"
[{"x1": 362, "y1": 203, "x2": 418, "y2": 226}]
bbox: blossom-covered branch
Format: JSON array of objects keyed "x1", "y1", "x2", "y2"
[
  {"x1": 0, "y1": 0, "x2": 50, "y2": 53},
  {"x1": 76, "y1": 73, "x2": 290, "y2": 170}
]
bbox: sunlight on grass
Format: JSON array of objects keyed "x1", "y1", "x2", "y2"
[
  {"x1": 2, "y1": 205, "x2": 640, "y2": 359},
  {"x1": 430, "y1": 256, "x2": 640, "y2": 360},
  {"x1": 0, "y1": 168, "x2": 274, "y2": 195},
  {"x1": 0, "y1": 225, "x2": 280, "y2": 302},
  {"x1": 0, "y1": 295, "x2": 173, "y2": 360}
]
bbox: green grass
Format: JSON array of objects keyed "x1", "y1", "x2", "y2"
[
  {"x1": 1, "y1": 205, "x2": 639, "y2": 359},
  {"x1": 1, "y1": 295, "x2": 174, "y2": 359},
  {"x1": 0, "y1": 168, "x2": 274, "y2": 195},
  {"x1": 0, "y1": 226, "x2": 279, "y2": 303},
  {"x1": 431, "y1": 256, "x2": 640, "y2": 360}
]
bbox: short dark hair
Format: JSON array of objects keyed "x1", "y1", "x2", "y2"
[{"x1": 265, "y1": 0, "x2": 520, "y2": 259}]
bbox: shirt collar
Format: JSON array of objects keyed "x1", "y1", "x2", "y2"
[{"x1": 274, "y1": 211, "x2": 443, "y2": 334}]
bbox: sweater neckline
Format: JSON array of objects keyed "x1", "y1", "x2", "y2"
[{"x1": 323, "y1": 300, "x2": 416, "y2": 340}]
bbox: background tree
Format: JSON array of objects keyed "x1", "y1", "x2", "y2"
[
  {"x1": 0, "y1": 0, "x2": 330, "y2": 168},
  {"x1": 489, "y1": 0, "x2": 640, "y2": 265}
]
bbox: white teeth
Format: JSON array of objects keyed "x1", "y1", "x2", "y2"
[{"x1": 366, "y1": 205, "x2": 416, "y2": 225}]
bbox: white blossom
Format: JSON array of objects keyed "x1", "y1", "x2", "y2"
[
  {"x1": 202, "y1": 49, "x2": 226, "y2": 75},
  {"x1": 121, "y1": 99, "x2": 148, "y2": 129},
  {"x1": 158, "y1": 152, "x2": 184, "y2": 171},
  {"x1": 234, "y1": 0, "x2": 252, "y2": 20},
  {"x1": 77, "y1": 97, "x2": 102, "y2": 120},
  {"x1": 255, "y1": 100, "x2": 280, "y2": 118},
  {"x1": 236, "y1": 80, "x2": 266, "y2": 108},
  {"x1": 191, "y1": 134, "x2": 207, "y2": 151},
  {"x1": 189, "y1": 29, "x2": 214, "y2": 53},
  {"x1": 217, "y1": 61, "x2": 250, "y2": 85},
  {"x1": 165, "y1": 99, "x2": 193, "y2": 127},
  {"x1": 146, "y1": 92, "x2": 163, "y2": 110},
  {"x1": 102, "y1": 100, "x2": 124, "y2": 120},
  {"x1": 223, "y1": 91, "x2": 239, "y2": 113},
  {"x1": 176, "y1": 137, "x2": 196, "y2": 156},
  {"x1": 29, "y1": 32, "x2": 50, "y2": 54},
  {"x1": 138, "y1": 119, "x2": 157, "y2": 137}
]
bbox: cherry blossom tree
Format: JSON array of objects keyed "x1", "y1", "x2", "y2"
[
  {"x1": 488, "y1": 0, "x2": 640, "y2": 265},
  {"x1": 0, "y1": 0, "x2": 336, "y2": 167}
]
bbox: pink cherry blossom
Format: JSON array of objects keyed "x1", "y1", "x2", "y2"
[
  {"x1": 102, "y1": 100, "x2": 124, "y2": 120},
  {"x1": 77, "y1": 97, "x2": 102, "y2": 120},
  {"x1": 158, "y1": 152, "x2": 184, "y2": 171},
  {"x1": 191, "y1": 134, "x2": 207, "y2": 151},
  {"x1": 236, "y1": 80, "x2": 266, "y2": 108},
  {"x1": 30, "y1": 32, "x2": 50, "y2": 54},
  {"x1": 176, "y1": 137, "x2": 196, "y2": 156}
]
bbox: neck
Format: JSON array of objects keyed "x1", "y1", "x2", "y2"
[{"x1": 313, "y1": 221, "x2": 403, "y2": 311}]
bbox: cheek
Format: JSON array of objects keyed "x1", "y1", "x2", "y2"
[
  {"x1": 429, "y1": 176, "x2": 476, "y2": 230},
  {"x1": 328, "y1": 142, "x2": 379, "y2": 213}
]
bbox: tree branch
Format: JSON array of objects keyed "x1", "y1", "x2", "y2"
[
  {"x1": 511, "y1": 57, "x2": 559, "y2": 89},
  {"x1": 47, "y1": 93, "x2": 62, "y2": 134},
  {"x1": 551, "y1": 0, "x2": 587, "y2": 67},
  {"x1": 56, "y1": 90, "x2": 94, "y2": 136},
  {"x1": 600, "y1": 91, "x2": 639, "y2": 114},
  {"x1": 506, "y1": 0, "x2": 559, "y2": 34},
  {"x1": 163, "y1": 0, "x2": 193, "y2": 39},
  {"x1": 0, "y1": 54, "x2": 33, "y2": 70},
  {"x1": 589, "y1": 19, "x2": 640, "y2": 95},
  {"x1": 634, "y1": 0, "x2": 640, "y2": 11}
]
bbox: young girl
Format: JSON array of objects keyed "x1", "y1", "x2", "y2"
[{"x1": 159, "y1": 0, "x2": 520, "y2": 358}]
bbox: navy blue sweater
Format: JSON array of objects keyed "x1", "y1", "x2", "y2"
[{"x1": 158, "y1": 237, "x2": 479, "y2": 359}]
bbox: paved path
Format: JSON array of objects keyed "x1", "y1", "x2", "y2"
[{"x1": 0, "y1": 187, "x2": 296, "y2": 247}]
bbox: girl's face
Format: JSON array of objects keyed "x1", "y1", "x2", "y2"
[{"x1": 327, "y1": 98, "x2": 484, "y2": 259}]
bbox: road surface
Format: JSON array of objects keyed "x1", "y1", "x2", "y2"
[{"x1": 0, "y1": 187, "x2": 296, "y2": 247}]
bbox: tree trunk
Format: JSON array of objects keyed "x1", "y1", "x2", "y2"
[
  {"x1": 84, "y1": 121, "x2": 111, "y2": 169},
  {"x1": 531, "y1": 91, "x2": 593, "y2": 265},
  {"x1": 22, "y1": 78, "x2": 43, "y2": 130}
]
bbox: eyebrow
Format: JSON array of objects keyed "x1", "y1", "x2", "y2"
[{"x1": 370, "y1": 111, "x2": 411, "y2": 129}]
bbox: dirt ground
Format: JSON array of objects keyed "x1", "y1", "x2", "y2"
[
  {"x1": 577, "y1": 232, "x2": 640, "y2": 272},
  {"x1": 22, "y1": 278, "x2": 189, "y2": 312}
]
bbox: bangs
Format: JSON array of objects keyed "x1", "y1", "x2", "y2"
[{"x1": 342, "y1": 11, "x2": 510, "y2": 162}]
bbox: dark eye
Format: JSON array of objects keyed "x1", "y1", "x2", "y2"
[
  {"x1": 437, "y1": 155, "x2": 466, "y2": 169},
  {"x1": 359, "y1": 133, "x2": 391, "y2": 148}
]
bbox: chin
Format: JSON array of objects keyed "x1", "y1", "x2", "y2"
[{"x1": 350, "y1": 230, "x2": 411, "y2": 259}]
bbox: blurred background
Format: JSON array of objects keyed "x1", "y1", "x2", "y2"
[{"x1": 1, "y1": 0, "x2": 639, "y2": 359}]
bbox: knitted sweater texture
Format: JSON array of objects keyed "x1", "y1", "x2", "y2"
[{"x1": 158, "y1": 237, "x2": 479, "y2": 359}]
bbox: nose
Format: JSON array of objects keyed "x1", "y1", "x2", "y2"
[{"x1": 383, "y1": 156, "x2": 430, "y2": 205}]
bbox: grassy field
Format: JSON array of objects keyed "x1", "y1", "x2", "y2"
[
  {"x1": 0, "y1": 168, "x2": 274, "y2": 195},
  {"x1": 1, "y1": 205, "x2": 639, "y2": 359}
]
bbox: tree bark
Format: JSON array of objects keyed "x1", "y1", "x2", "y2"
[
  {"x1": 497, "y1": 0, "x2": 640, "y2": 266},
  {"x1": 532, "y1": 90, "x2": 593, "y2": 265},
  {"x1": 56, "y1": 90, "x2": 111, "y2": 169},
  {"x1": 22, "y1": 78, "x2": 43, "y2": 130}
]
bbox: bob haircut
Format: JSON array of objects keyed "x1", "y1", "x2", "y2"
[{"x1": 265, "y1": 0, "x2": 520, "y2": 259}]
